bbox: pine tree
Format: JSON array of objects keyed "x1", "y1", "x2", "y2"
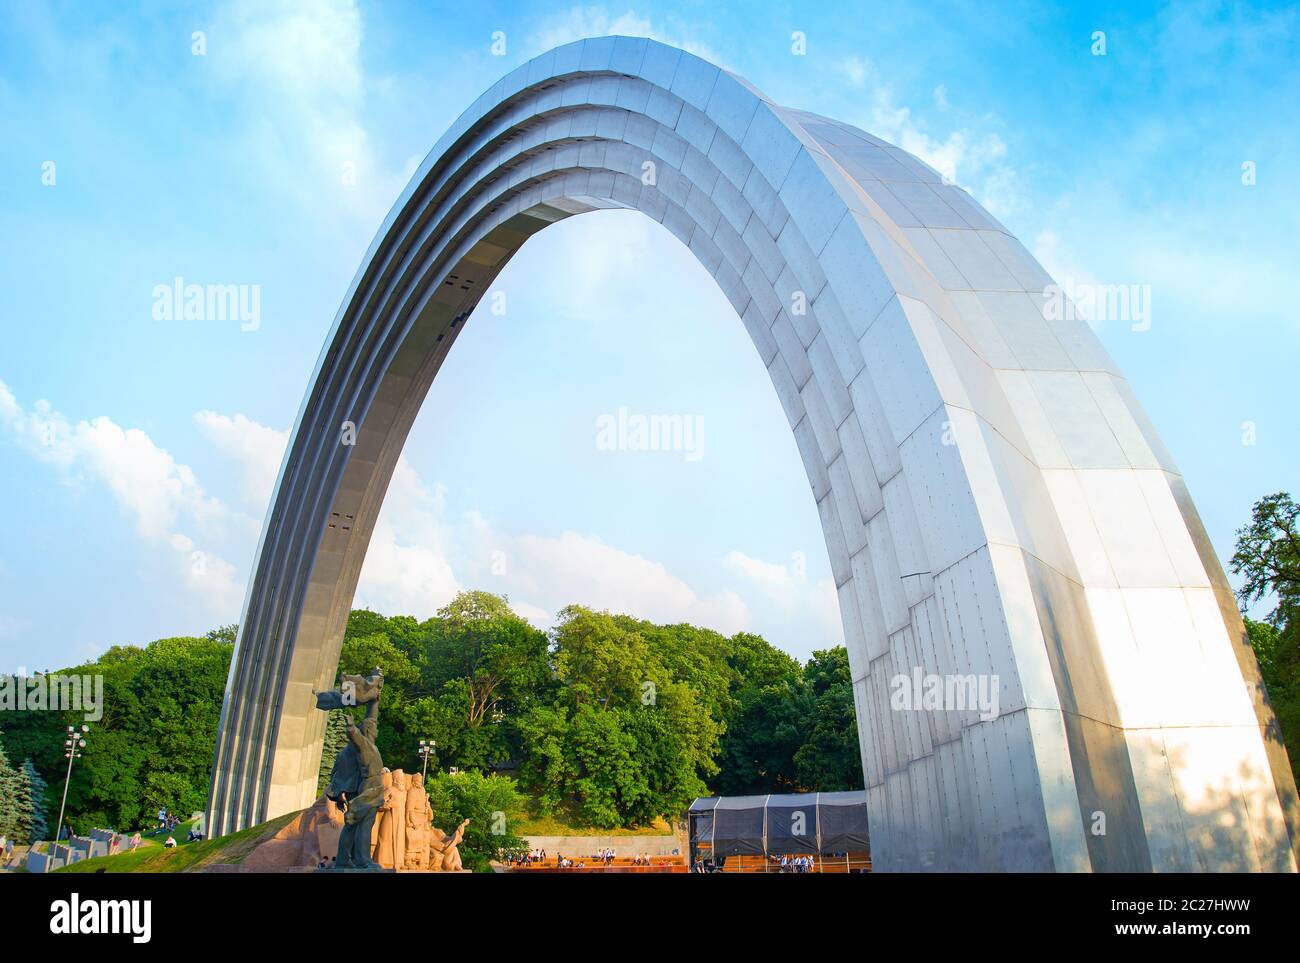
[
  {"x1": 317, "y1": 709, "x2": 351, "y2": 796},
  {"x1": 21, "y1": 760, "x2": 49, "y2": 844},
  {"x1": 0, "y1": 740, "x2": 19, "y2": 840},
  {"x1": 9, "y1": 760, "x2": 34, "y2": 843}
]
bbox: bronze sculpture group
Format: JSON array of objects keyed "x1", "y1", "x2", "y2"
[{"x1": 315, "y1": 669, "x2": 469, "y2": 872}]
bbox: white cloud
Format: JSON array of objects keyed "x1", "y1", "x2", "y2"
[
  {"x1": 0, "y1": 379, "x2": 243, "y2": 614},
  {"x1": 725, "y1": 549, "x2": 800, "y2": 601},
  {"x1": 510, "y1": 600, "x2": 555, "y2": 627},
  {"x1": 504, "y1": 529, "x2": 751, "y2": 633},
  {"x1": 725, "y1": 549, "x2": 842, "y2": 645},
  {"x1": 210, "y1": 0, "x2": 413, "y2": 231},
  {"x1": 342, "y1": 442, "x2": 756, "y2": 633},
  {"x1": 0, "y1": 384, "x2": 833, "y2": 651},
  {"x1": 841, "y1": 55, "x2": 868, "y2": 88},
  {"x1": 349, "y1": 452, "x2": 752, "y2": 633},
  {"x1": 1032, "y1": 228, "x2": 1101, "y2": 295},
  {"x1": 837, "y1": 57, "x2": 1019, "y2": 220},
  {"x1": 189, "y1": 409, "x2": 840, "y2": 648},
  {"x1": 525, "y1": 6, "x2": 729, "y2": 68},
  {"x1": 189, "y1": 407, "x2": 465, "y2": 620},
  {"x1": 353, "y1": 457, "x2": 462, "y2": 618},
  {"x1": 194, "y1": 410, "x2": 289, "y2": 508}
]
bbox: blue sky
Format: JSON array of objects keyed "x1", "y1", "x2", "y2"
[{"x1": 1, "y1": 0, "x2": 1297, "y2": 670}]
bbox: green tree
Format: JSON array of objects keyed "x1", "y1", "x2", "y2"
[
  {"x1": 423, "y1": 770, "x2": 527, "y2": 872},
  {"x1": 205, "y1": 624, "x2": 239, "y2": 646},
  {"x1": 21, "y1": 760, "x2": 49, "y2": 843},
  {"x1": 1, "y1": 632, "x2": 233, "y2": 833},
  {"x1": 1233, "y1": 493, "x2": 1300, "y2": 786},
  {"x1": 728, "y1": 631, "x2": 803, "y2": 690},
  {"x1": 8, "y1": 758, "x2": 36, "y2": 843},
  {"x1": 317, "y1": 710, "x2": 351, "y2": 796},
  {"x1": 428, "y1": 592, "x2": 551, "y2": 722},
  {"x1": 1232, "y1": 492, "x2": 1300, "y2": 623},
  {"x1": 713, "y1": 644, "x2": 863, "y2": 795},
  {"x1": 794, "y1": 648, "x2": 864, "y2": 791},
  {"x1": 0, "y1": 739, "x2": 20, "y2": 839},
  {"x1": 714, "y1": 682, "x2": 808, "y2": 794},
  {"x1": 552, "y1": 605, "x2": 657, "y2": 709},
  {"x1": 335, "y1": 597, "x2": 549, "y2": 776},
  {"x1": 515, "y1": 608, "x2": 723, "y2": 828}
]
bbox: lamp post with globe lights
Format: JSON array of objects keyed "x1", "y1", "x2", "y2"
[
  {"x1": 417, "y1": 739, "x2": 437, "y2": 782},
  {"x1": 46, "y1": 723, "x2": 89, "y2": 872}
]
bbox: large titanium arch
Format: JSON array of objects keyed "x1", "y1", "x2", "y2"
[{"x1": 207, "y1": 36, "x2": 1298, "y2": 871}]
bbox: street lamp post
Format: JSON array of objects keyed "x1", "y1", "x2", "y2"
[
  {"x1": 417, "y1": 739, "x2": 437, "y2": 782},
  {"x1": 46, "y1": 723, "x2": 89, "y2": 873}
]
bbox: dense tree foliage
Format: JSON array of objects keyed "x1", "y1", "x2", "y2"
[
  {"x1": 0, "y1": 739, "x2": 38, "y2": 842},
  {"x1": 0, "y1": 749, "x2": 46, "y2": 844},
  {"x1": 337, "y1": 592, "x2": 553, "y2": 777},
  {"x1": 3, "y1": 590, "x2": 865, "y2": 841},
  {"x1": 714, "y1": 645, "x2": 863, "y2": 794},
  {"x1": 1233, "y1": 492, "x2": 1300, "y2": 785},
  {"x1": 340, "y1": 595, "x2": 863, "y2": 827},
  {"x1": 316, "y1": 710, "x2": 350, "y2": 796},
  {"x1": 0, "y1": 633, "x2": 232, "y2": 835}
]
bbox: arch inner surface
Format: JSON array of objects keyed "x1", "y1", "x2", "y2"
[{"x1": 206, "y1": 35, "x2": 1299, "y2": 872}]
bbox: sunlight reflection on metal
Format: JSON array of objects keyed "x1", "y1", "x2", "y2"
[{"x1": 206, "y1": 36, "x2": 1298, "y2": 872}]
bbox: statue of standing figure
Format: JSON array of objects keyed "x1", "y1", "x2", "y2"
[
  {"x1": 373, "y1": 767, "x2": 410, "y2": 869},
  {"x1": 314, "y1": 668, "x2": 386, "y2": 871},
  {"x1": 404, "y1": 773, "x2": 432, "y2": 871},
  {"x1": 313, "y1": 670, "x2": 471, "y2": 872}
]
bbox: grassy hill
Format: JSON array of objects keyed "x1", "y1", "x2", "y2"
[{"x1": 55, "y1": 813, "x2": 299, "y2": 874}]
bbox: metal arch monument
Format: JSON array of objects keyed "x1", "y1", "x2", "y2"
[{"x1": 206, "y1": 36, "x2": 1299, "y2": 872}]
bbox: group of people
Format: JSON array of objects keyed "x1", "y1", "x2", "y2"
[
  {"x1": 509, "y1": 846, "x2": 669, "y2": 869},
  {"x1": 144, "y1": 808, "x2": 204, "y2": 845},
  {"x1": 105, "y1": 831, "x2": 143, "y2": 856},
  {"x1": 510, "y1": 847, "x2": 548, "y2": 865},
  {"x1": 776, "y1": 854, "x2": 817, "y2": 872},
  {"x1": 152, "y1": 808, "x2": 182, "y2": 835},
  {"x1": 690, "y1": 853, "x2": 820, "y2": 872}
]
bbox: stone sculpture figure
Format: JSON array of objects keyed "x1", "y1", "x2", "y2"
[
  {"x1": 373, "y1": 768, "x2": 409, "y2": 869},
  {"x1": 404, "y1": 774, "x2": 432, "y2": 871},
  {"x1": 428, "y1": 819, "x2": 470, "y2": 873},
  {"x1": 236, "y1": 793, "x2": 344, "y2": 872},
  {"x1": 314, "y1": 668, "x2": 385, "y2": 870},
  {"x1": 298, "y1": 794, "x2": 344, "y2": 868},
  {"x1": 370, "y1": 769, "x2": 392, "y2": 855}
]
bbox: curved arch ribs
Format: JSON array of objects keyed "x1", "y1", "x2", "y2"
[{"x1": 206, "y1": 36, "x2": 1299, "y2": 872}]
